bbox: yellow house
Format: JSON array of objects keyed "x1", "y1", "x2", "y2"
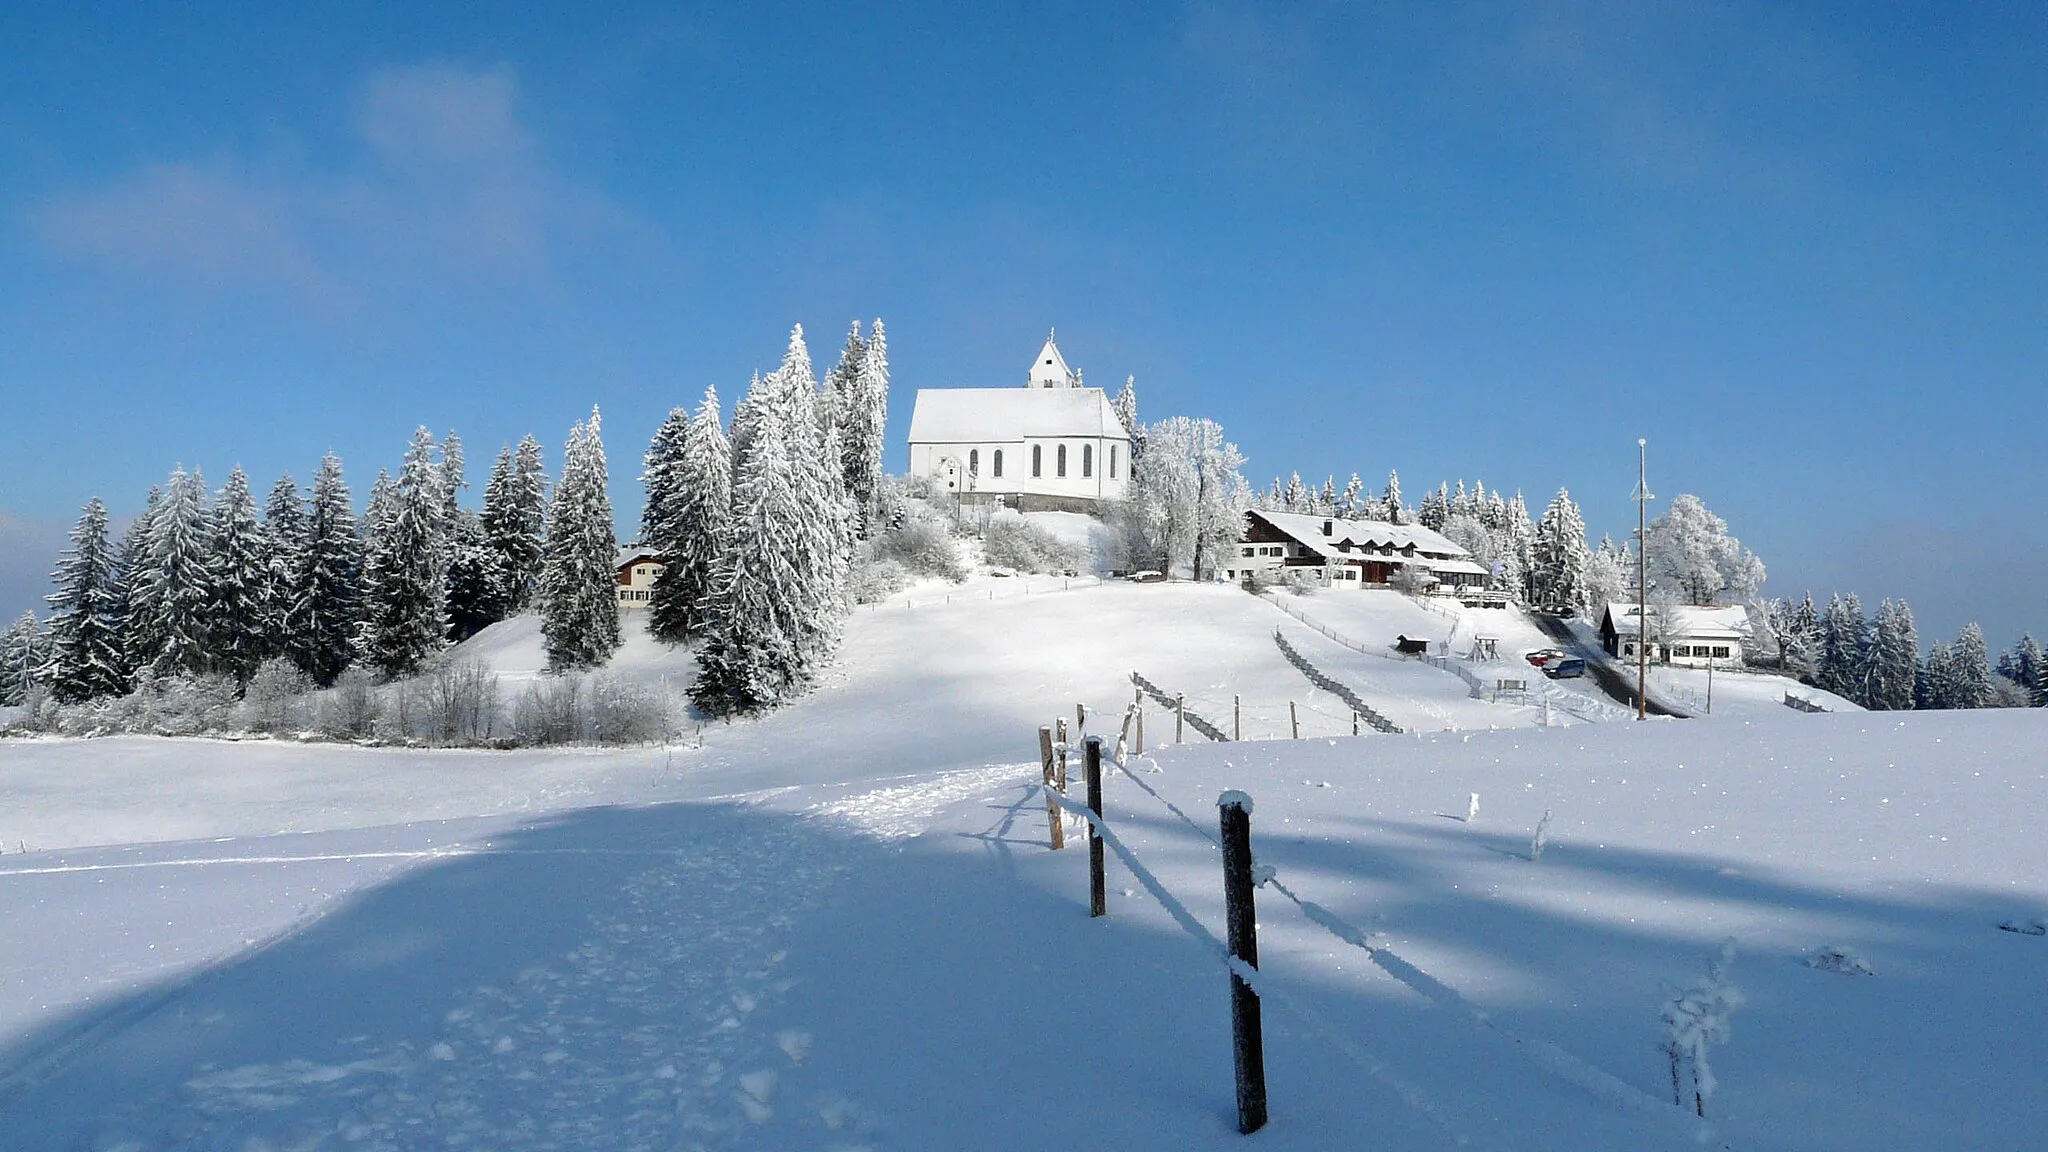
[{"x1": 616, "y1": 547, "x2": 665, "y2": 608}]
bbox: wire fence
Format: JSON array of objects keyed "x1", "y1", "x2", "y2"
[
  {"x1": 1271, "y1": 630, "x2": 1404, "y2": 733},
  {"x1": 1029, "y1": 739, "x2": 1716, "y2": 1145}
]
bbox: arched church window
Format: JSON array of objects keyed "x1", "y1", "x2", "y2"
[
  {"x1": 993, "y1": 449, "x2": 1003, "y2": 478},
  {"x1": 1032, "y1": 445, "x2": 1042, "y2": 477},
  {"x1": 969, "y1": 449, "x2": 978, "y2": 476},
  {"x1": 1110, "y1": 445, "x2": 1118, "y2": 479},
  {"x1": 1082, "y1": 444, "x2": 1093, "y2": 478},
  {"x1": 1056, "y1": 444, "x2": 1067, "y2": 478}
]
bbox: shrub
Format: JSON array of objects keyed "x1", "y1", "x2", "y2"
[
  {"x1": 241, "y1": 657, "x2": 313, "y2": 735},
  {"x1": 512, "y1": 675, "x2": 582, "y2": 745},
  {"x1": 320, "y1": 668, "x2": 381, "y2": 740},
  {"x1": 155, "y1": 673, "x2": 239, "y2": 735},
  {"x1": 588, "y1": 675, "x2": 668, "y2": 744},
  {"x1": 876, "y1": 518, "x2": 966, "y2": 581},
  {"x1": 982, "y1": 514, "x2": 1086, "y2": 575},
  {"x1": 849, "y1": 555, "x2": 912, "y2": 605},
  {"x1": 418, "y1": 658, "x2": 500, "y2": 745}
]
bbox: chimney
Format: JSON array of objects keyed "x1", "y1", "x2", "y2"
[{"x1": 1322, "y1": 519, "x2": 1333, "y2": 536}]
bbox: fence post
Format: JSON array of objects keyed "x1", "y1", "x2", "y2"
[
  {"x1": 1055, "y1": 717, "x2": 1070, "y2": 793},
  {"x1": 1136, "y1": 707, "x2": 1145, "y2": 755},
  {"x1": 1289, "y1": 701, "x2": 1299, "y2": 740},
  {"x1": 1219, "y1": 791, "x2": 1268, "y2": 1134},
  {"x1": 1352, "y1": 711, "x2": 1359, "y2": 736},
  {"x1": 1086, "y1": 737, "x2": 1107, "y2": 918},
  {"x1": 1176, "y1": 694, "x2": 1186, "y2": 744},
  {"x1": 1039, "y1": 725, "x2": 1064, "y2": 850},
  {"x1": 1077, "y1": 702, "x2": 1088, "y2": 736},
  {"x1": 1234, "y1": 694, "x2": 1242, "y2": 741}
]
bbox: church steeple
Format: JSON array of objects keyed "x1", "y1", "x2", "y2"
[{"x1": 1026, "y1": 329, "x2": 1080, "y2": 389}]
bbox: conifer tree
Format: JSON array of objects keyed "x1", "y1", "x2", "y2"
[
  {"x1": 1283, "y1": 473, "x2": 1308, "y2": 513},
  {"x1": 1815, "y1": 594, "x2": 1869, "y2": 703},
  {"x1": 1865, "y1": 599, "x2": 1920, "y2": 711},
  {"x1": 2014, "y1": 634, "x2": 2045, "y2": 706},
  {"x1": 207, "y1": 467, "x2": 269, "y2": 681},
  {"x1": 444, "y1": 508, "x2": 502, "y2": 642},
  {"x1": 44, "y1": 497, "x2": 125, "y2": 701},
  {"x1": 481, "y1": 436, "x2": 547, "y2": 611},
  {"x1": 1, "y1": 612, "x2": 47, "y2": 706},
  {"x1": 821, "y1": 320, "x2": 866, "y2": 442},
  {"x1": 841, "y1": 319, "x2": 890, "y2": 537},
  {"x1": 1382, "y1": 470, "x2": 1404, "y2": 524},
  {"x1": 1531, "y1": 489, "x2": 1591, "y2": 616},
  {"x1": 361, "y1": 428, "x2": 451, "y2": 677},
  {"x1": 1944, "y1": 623, "x2": 1993, "y2": 708},
  {"x1": 539, "y1": 408, "x2": 621, "y2": 670},
  {"x1": 1419, "y1": 484, "x2": 1450, "y2": 531},
  {"x1": 353, "y1": 469, "x2": 397, "y2": 668},
  {"x1": 135, "y1": 467, "x2": 215, "y2": 678},
  {"x1": 301, "y1": 454, "x2": 360, "y2": 685},
  {"x1": 1111, "y1": 375, "x2": 1144, "y2": 474},
  {"x1": 1337, "y1": 473, "x2": 1363, "y2": 519},
  {"x1": 113, "y1": 485, "x2": 161, "y2": 683},
  {"x1": 259, "y1": 474, "x2": 308, "y2": 662},
  {"x1": 639, "y1": 406, "x2": 691, "y2": 548},
  {"x1": 648, "y1": 385, "x2": 731, "y2": 643}
]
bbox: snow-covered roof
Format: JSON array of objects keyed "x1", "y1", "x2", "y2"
[
  {"x1": 907, "y1": 388, "x2": 1129, "y2": 444},
  {"x1": 1420, "y1": 557, "x2": 1492, "y2": 577},
  {"x1": 1251, "y1": 510, "x2": 1468, "y2": 559},
  {"x1": 1027, "y1": 333, "x2": 1079, "y2": 389},
  {"x1": 616, "y1": 546, "x2": 663, "y2": 571},
  {"x1": 1602, "y1": 603, "x2": 1749, "y2": 640}
]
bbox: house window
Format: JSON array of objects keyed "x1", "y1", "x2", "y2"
[
  {"x1": 992, "y1": 449, "x2": 1003, "y2": 478},
  {"x1": 1673, "y1": 645, "x2": 1691, "y2": 658},
  {"x1": 969, "y1": 449, "x2": 979, "y2": 477},
  {"x1": 1082, "y1": 444, "x2": 1093, "y2": 478},
  {"x1": 1712, "y1": 646, "x2": 1731, "y2": 658},
  {"x1": 1056, "y1": 444, "x2": 1067, "y2": 478},
  {"x1": 1031, "y1": 445, "x2": 1041, "y2": 477},
  {"x1": 1110, "y1": 445, "x2": 1118, "y2": 479}
]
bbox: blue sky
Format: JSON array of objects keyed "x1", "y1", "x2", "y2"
[{"x1": 1, "y1": 2, "x2": 2042, "y2": 647}]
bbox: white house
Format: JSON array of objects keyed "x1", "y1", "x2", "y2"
[
  {"x1": 1226, "y1": 509, "x2": 1494, "y2": 595},
  {"x1": 1598, "y1": 602, "x2": 1750, "y2": 666},
  {"x1": 905, "y1": 333, "x2": 1133, "y2": 513},
  {"x1": 615, "y1": 547, "x2": 664, "y2": 609}
]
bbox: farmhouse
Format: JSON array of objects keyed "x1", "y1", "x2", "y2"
[
  {"x1": 905, "y1": 332, "x2": 1133, "y2": 513},
  {"x1": 1227, "y1": 509, "x2": 1494, "y2": 596},
  {"x1": 1598, "y1": 602, "x2": 1750, "y2": 667},
  {"x1": 616, "y1": 547, "x2": 664, "y2": 608}
]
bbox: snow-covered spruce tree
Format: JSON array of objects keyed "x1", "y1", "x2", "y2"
[
  {"x1": 1, "y1": 612, "x2": 48, "y2": 707},
  {"x1": 300, "y1": 454, "x2": 360, "y2": 685},
  {"x1": 112, "y1": 485, "x2": 161, "y2": 684},
  {"x1": 443, "y1": 506, "x2": 502, "y2": 642},
  {"x1": 691, "y1": 383, "x2": 811, "y2": 714},
  {"x1": 1864, "y1": 599, "x2": 1920, "y2": 711},
  {"x1": 1282, "y1": 472, "x2": 1308, "y2": 513},
  {"x1": 1814, "y1": 594, "x2": 1869, "y2": 704},
  {"x1": 639, "y1": 405, "x2": 691, "y2": 549},
  {"x1": 1337, "y1": 473, "x2": 1363, "y2": 519},
  {"x1": 778, "y1": 325, "x2": 855, "y2": 661},
  {"x1": 352, "y1": 470, "x2": 397, "y2": 669},
  {"x1": 43, "y1": 497, "x2": 126, "y2": 701},
  {"x1": 1644, "y1": 494, "x2": 1766, "y2": 606},
  {"x1": 1111, "y1": 375, "x2": 1145, "y2": 482},
  {"x1": 538, "y1": 408, "x2": 621, "y2": 671},
  {"x1": 1381, "y1": 469, "x2": 1404, "y2": 524},
  {"x1": 647, "y1": 385, "x2": 731, "y2": 643},
  {"x1": 361, "y1": 429, "x2": 451, "y2": 678},
  {"x1": 1531, "y1": 489, "x2": 1591, "y2": 616},
  {"x1": 481, "y1": 436, "x2": 548, "y2": 611},
  {"x1": 820, "y1": 320, "x2": 866, "y2": 443},
  {"x1": 1125, "y1": 416, "x2": 1251, "y2": 579},
  {"x1": 205, "y1": 467, "x2": 269, "y2": 682},
  {"x1": 2014, "y1": 634, "x2": 2046, "y2": 706},
  {"x1": 258, "y1": 474, "x2": 307, "y2": 663},
  {"x1": 1418, "y1": 483, "x2": 1449, "y2": 531},
  {"x1": 1930, "y1": 622, "x2": 1994, "y2": 709},
  {"x1": 841, "y1": 319, "x2": 890, "y2": 538},
  {"x1": 135, "y1": 467, "x2": 215, "y2": 678}
]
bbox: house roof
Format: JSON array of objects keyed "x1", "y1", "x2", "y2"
[
  {"x1": 907, "y1": 387, "x2": 1130, "y2": 444},
  {"x1": 616, "y1": 546, "x2": 663, "y2": 571},
  {"x1": 1250, "y1": 509, "x2": 1469, "y2": 559},
  {"x1": 1601, "y1": 603, "x2": 1749, "y2": 640}
]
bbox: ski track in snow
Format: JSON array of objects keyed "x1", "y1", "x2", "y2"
[{"x1": 79, "y1": 770, "x2": 1017, "y2": 1152}]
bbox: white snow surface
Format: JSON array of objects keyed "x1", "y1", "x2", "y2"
[{"x1": 1, "y1": 579, "x2": 2044, "y2": 1151}]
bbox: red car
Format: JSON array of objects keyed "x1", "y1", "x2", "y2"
[{"x1": 1525, "y1": 648, "x2": 1568, "y2": 667}]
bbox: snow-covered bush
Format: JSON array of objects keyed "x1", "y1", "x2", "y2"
[
  {"x1": 512, "y1": 675, "x2": 582, "y2": 745},
  {"x1": 1660, "y1": 939, "x2": 1743, "y2": 1118},
  {"x1": 418, "y1": 659, "x2": 500, "y2": 745},
  {"x1": 153, "y1": 673, "x2": 239, "y2": 736},
  {"x1": 982, "y1": 514, "x2": 1086, "y2": 575},
  {"x1": 320, "y1": 668, "x2": 381, "y2": 741},
  {"x1": 849, "y1": 554, "x2": 912, "y2": 605},
  {"x1": 875, "y1": 518, "x2": 966, "y2": 581},
  {"x1": 240, "y1": 657, "x2": 313, "y2": 735},
  {"x1": 1390, "y1": 565, "x2": 1434, "y2": 596},
  {"x1": 1282, "y1": 569, "x2": 1321, "y2": 596},
  {"x1": 587, "y1": 675, "x2": 667, "y2": 744}
]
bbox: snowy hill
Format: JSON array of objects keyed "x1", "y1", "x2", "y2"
[{"x1": 2, "y1": 580, "x2": 2044, "y2": 1150}]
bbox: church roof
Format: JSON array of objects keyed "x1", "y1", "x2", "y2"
[{"x1": 907, "y1": 387, "x2": 1130, "y2": 444}]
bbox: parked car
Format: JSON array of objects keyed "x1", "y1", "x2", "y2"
[
  {"x1": 1128, "y1": 570, "x2": 1168, "y2": 583},
  {"x1": 1525, "y1": 648, "x2": 1567, "y2": 667},
  {"x1": 1543, "y1": 657, "x2": 1586, "y2": 679}
]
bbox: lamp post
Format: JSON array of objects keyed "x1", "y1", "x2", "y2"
[{"x1": 1632, "y1": 439, "x2": 1654, "y2": 720}]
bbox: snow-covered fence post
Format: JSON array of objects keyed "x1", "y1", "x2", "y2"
[
  {"x1": 1055, "y1": 717, "x2": 1070, "y2": 793},
  {"x1": 1085, "y1": 736, "x2": 1107, "y2": 918},
  {"x1": 1038, "y1": 725, "x2": 1064, "y2": 851},
  {"x1": 1136, "y1": 706, "x2": 1145, "y2": 755},
  {"x1": 1234, "y1": 694, "x2": 1242, "y2": 741},
  {"x1": 1176, "y1": 694, "x2": 1186, "y2": 743},
  {"x1": 1289, "y1": 701, "x2": 1299, "y2": 739},
  {"x1": 1218, "y1": 790, "x2": 1268, "y2": 1135},
  {"x1": 1077, "y1": 701, "x2": 1088, "y2": 736},
  {"x1": 1352, "y1": 711, "x2": 1360, "y2": 736}
]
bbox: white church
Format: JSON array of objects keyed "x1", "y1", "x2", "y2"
[{"x1": 905, "y1": 333, "x2": 1134, "y2": 512}]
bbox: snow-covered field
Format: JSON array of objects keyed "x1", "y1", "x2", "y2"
[{"x1": 2, "y1": 579, "x2": 2043, "y2": 1150}]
